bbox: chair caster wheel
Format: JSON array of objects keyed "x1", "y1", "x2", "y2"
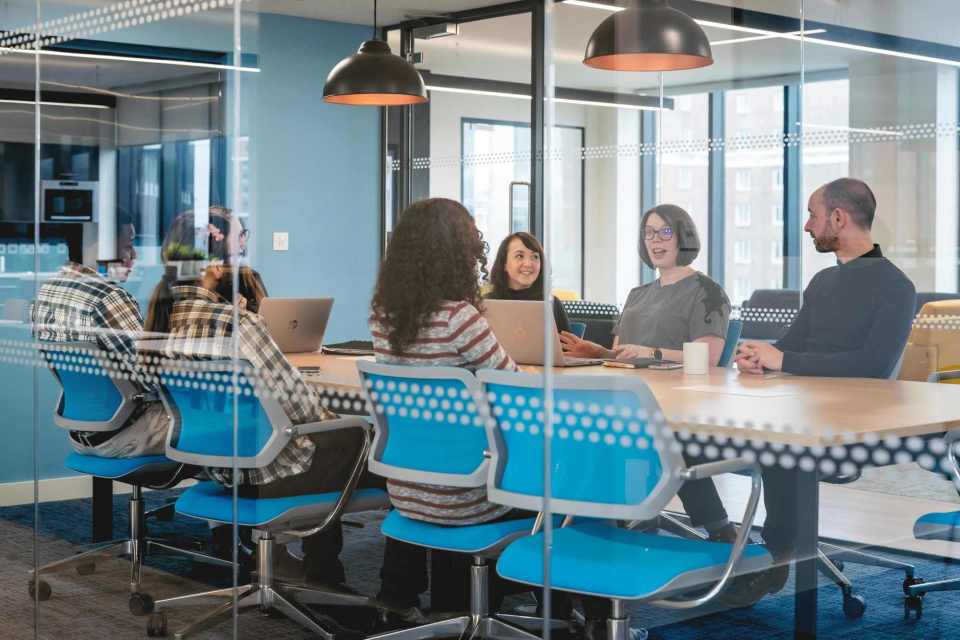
[
  {"x1": 130, "y1": 592, "x2": 155, "y2": 616},
  {"x1": 842, "y1": 593, "x2": 866, "y2": 619},
  {"x1": 904, "y1": 595, "x2": 923, "y2": 621},
  {"x1": 76, "y1": 561, "x2": 96, "y2": 576},
  {"x1": 28, "y1": 578, "x2": 51, "y2": 601},
  {"x1": 146, "y1": 612, "x2": 168, "y2": 637},
  {"x1": 903, "y1": 576, "x2": 924, "y2": 594}
]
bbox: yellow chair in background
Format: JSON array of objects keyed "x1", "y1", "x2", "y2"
[{"x1": 899, "y1": 300, "x2": 960, "y2": 381}]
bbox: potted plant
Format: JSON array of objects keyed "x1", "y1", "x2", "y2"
[{"x1": 163, "y1": 243, "x2": 208, "y2": 279}]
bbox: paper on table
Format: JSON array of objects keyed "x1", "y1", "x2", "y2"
[{"x1": 673, "y1": 385, "x2": 797, "y2": 398}]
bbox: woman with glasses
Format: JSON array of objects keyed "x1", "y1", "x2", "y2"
[{"x1": 559, "y1": 204, "x2": 738, "y2": 546}]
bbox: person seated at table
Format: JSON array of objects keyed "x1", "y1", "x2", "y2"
[
  {"x1": 31, "y1": 262, "x2": 168, "y2": 458},
  {"x1": 559, "y1": 204, "x2": 738, "y2": 543},
  {"x1": 486, "y1": 231, "x2": 572, "y2": 333},
  {"x1": 732, "y1": 177, "x2": 916, "y2": 603},
  {"x1": 145, "y1": 263, "x2": 377, "y2": 590},
  {"x1": 370, "y1": 197, "x2": 525, "y2": 619}
]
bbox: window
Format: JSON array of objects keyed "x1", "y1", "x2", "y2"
[
  {"x1": 677, "y1": 95, "x2": 692, "y2": 112},
  {"x1": 772, "y1": 203, "x2": 784, "y2": 226},
  {"x1": 734, "y1": 239, "x2": 752, "y2": 264},
  {"x1": 677, "y1": 167, "x2": 693, "y2": 190},
  {"x1": 772, "y1": 167, "x2": 783, "y2": 190},
  {"x1": 769, "y1": 275, "x2": 782, "y2": 289},
  {"x1": 735, "y1": 169, "x2": 751, "y2": 192},
  {"x1": 733, "y1": 277, "x2": 752, "y2": 306},
  {"x1": 771, "y1": 239, "x2": 783, "y2": 264},
  {"x1": 734, "y1": 203, "x2": 752, "y2": 227},
  {"x1": 736, "y1": 94, "x2": 751, "y2": 115}
]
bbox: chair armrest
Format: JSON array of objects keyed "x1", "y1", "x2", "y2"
[
  {"x1": 683, "y1": 457, "x2": 754, "y2": 480},
  {"x1": 652, "y1": 462, "x2": 765, "y2": 610},
  {"x1": 284, "y1": 416, "x2": 371, "y2": 438}
]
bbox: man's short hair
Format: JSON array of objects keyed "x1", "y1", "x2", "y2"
[{"x1": 821, "y1": 178, "x2": 877, "y2": 230}]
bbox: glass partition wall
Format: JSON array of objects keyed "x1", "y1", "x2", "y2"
[{"x1": 3, "y1": 1, "x2": 960, "y2": 639}]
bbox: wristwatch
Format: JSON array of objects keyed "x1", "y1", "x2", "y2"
[{"x1": 652, "y1": 348, "x2": 663, "y2": 362}]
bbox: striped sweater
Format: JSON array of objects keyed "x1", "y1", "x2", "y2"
[{"x1": 370, "y1": 301, "x2": 517, "y2": 525}]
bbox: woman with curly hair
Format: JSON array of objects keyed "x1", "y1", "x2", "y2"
[{"x1": 370, "y1": 198, "x2": 520, "y2": 618}]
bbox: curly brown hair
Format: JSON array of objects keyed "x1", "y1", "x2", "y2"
[{"x1": 372, "y1": 198, "x2": 488, "y2": 355}]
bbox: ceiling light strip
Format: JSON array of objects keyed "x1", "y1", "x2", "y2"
[
  {"x1": 710, "y1": 29, "x2": 825, "y2": 47},
  {"x1": 425, "y1": 85, "x2": 666, "y2": 111},
  {"x1": 0, "y1": 46, "x2": 259, "y2": 73}
]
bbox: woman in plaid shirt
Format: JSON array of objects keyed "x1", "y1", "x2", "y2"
[{"x1": 145, "y1": 264, "x2": 377, "y2": 588}]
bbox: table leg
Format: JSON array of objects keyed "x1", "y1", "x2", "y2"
[
  {"x1": 92, "y1": 476, "x2": 113, "y2": 543},
  {"x1": 794, "y1": 469, "x2": 819, "y2": 640}
]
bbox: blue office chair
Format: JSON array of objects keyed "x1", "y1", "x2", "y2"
[
  {"x1": 718, "y1": 319, "x2": 743, "y2": 368},
  {"x1": 904, "y1": 378, "x2": 960, "y2": 620},
  {"x1": 478, "y1": 370, "x2": 772, "y2": 640},
  {"x1": 31, "y1": 342, "x2": 221, "y2": 616},
  {"x1": 148, "y1": 358, "x2": 388, "y2": 639},
  {"x1": 358, "y1": 361, "x2": 551, "y2": 640}
]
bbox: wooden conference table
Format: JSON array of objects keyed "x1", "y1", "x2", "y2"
[{"x1": 96, "y1": 350, "x2": 960, "y2": 640}]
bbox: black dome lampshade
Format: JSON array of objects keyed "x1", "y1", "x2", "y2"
[
  {"x1": 323, "y1": 40, "x2": 428, "y2": 106},
  {"x1": 583, "y1": 0, "x2": 713, "y2": 72},
  {"x1": 323, "y1": 0, "x2": 427, "y2": 106}
]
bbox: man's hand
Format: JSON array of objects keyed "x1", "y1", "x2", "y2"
[{"x1": 735, "y1": 341, "x2": 784, "y2": 374}]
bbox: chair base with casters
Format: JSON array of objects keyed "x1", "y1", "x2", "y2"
[
  {"x1": 147, "y1": 481, "x2": 389, "y2": 639},
  {"x1": 367, "y1": 510, "x2": 558, "y2": 640},
  {"x1": 656, "y1": 508, "x2": 917, "y2": 620},
  {"x1": 903, "y1": 510, "x2": 960, "y2": 620},
  {"x1": 28, "y1": 452, "x2": 230, "y2": 616}
]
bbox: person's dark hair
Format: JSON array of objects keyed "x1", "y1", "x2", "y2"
[
  {"x1": 144, "y1": 264, "x2": 268, "y2": 334},
  {"x1": 213, "y1": 266, "x2": 268, "y2": 314},
  {"x1": 821, "y1": 178, "x2": 877, "y2": 230},
  {"x1": 144, "y1": 266, "x2": 179, "y2": 334},
  {"x1": 638, "y1": 204, "x2": 701, "y2": 268},
  {"x1": 489, "y1": 232, "x2": 546, "y2": 299},
  {"x1": 372, "y1": 198, "x2": 488, "y2": 355}
]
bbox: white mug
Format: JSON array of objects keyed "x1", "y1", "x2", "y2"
[{"x1": 683, "y1": 342, "x2": 709, "y2": 375}]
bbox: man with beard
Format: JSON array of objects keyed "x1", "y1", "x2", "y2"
[{"x1": 722, "y1": 177, "x2": 916, "y2": 605}]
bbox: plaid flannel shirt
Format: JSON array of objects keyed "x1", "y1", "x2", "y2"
[
  {"x1": 31, "y1": 264, "x2": 153, "y2": 436},
  {"x1": 164, "y1": 285, "x2": 336, "y2": 486}
]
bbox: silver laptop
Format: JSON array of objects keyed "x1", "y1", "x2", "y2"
[
  {"x1": 482, "y1": 299, "x2": 603, "y2": 367},
  {"x1": 259, "y1": 297, "x2": 334, "y2": 354}
]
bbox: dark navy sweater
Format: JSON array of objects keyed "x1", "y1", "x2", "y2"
[{"x1": 775, "y1": 245, "x2": 916, "y2": 378}]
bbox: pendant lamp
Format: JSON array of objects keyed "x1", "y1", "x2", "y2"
[
  {"x1": 323, "y1": 0, "x2": 428, "y2": 106},
  {"x1": 583, "y1": 0, "x2": 713, "y2": 72}
]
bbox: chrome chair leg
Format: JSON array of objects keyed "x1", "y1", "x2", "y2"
[
  {"x1": 269, "y1": 586, "x2": 338, "y2": 640},
  {"x1": 366, "y1": 616, "x2": 472, "y2": 640},
  {"x1": 820, "y1": 542, "x2": 916, "y2": 577},
  {"x1": 482, "y1": 617, "x2": 544, "y2": 640},
  {"x1": 816, "y1": 549, "x2": 852, "y2": 589},
  {"x1": 494, "y1": 613, "x2": 569, "y2": 631},
  {"x1": 908, "y1": 577, "x2": 960, "y2": 596},
  {"x1": 145, "y1": 540, "x2": 234, "y2": 568},
  {"x1": 154, "y1": 585, "x2": 250, "y2": 608},
  {"x1": 168, "y1": 595, "x2": 258, "y2": 640},
  {"x1": 29, "y1": 540, "x2": 126, "y2": 577}
]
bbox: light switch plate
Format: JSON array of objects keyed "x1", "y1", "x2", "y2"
[{"x1": 273, "y1": 232, "x2": 289, "y2": 251}]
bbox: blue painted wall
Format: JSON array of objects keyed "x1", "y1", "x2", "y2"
[
  {"x1": 249, "y1": 14, "x2": 380, "y2": 344},
  {"x1": 0, "y1": 14, "x2": 380, "y2": 484}
]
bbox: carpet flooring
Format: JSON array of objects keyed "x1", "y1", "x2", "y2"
[{"x1": 1, "y1": 491, "x2": 958, "y2": 640}]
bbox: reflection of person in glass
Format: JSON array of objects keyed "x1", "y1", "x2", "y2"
[
  {"x1": 485, "y1": 231, "x2": 572, "y2": 333},
  {"x1": 161, "y1": 206, "x2": 249, "y2": 263},
  {"x1": 560, "y1": 205, "x2": 738, "y2": 545}
]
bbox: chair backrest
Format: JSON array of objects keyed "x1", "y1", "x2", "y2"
[
  {"x1": 40, "y1": 341, "x2": 140, "y2": 432},
  {"x1": 562, "y1": 300, "x2": 620, "y2": 349},
  {"x1": 477, "y1": 370, "x2": 685, "y2": 522},
  {"x1": 915, "y1": 292, "x2": 960, "y2": 314},
  {"x1": 718, "y1": 319, "x2": 743, "y2": 368},
  {"x1": 740, "y1": 289, "x2": 799, "y2": 341},
  {"x1": 357, "y1": 361, "x2": 489, "y2": 488},
  {"x1": 156, "y1": 357, "x2": 292, "y2": 469}
]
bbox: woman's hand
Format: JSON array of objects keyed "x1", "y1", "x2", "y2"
[
  {"x1": 235, "y1": 295, "x2": 248, "y2": 312},
  {"x1": 559, "y1": 331, "x2": 609, "y2": 358},
  {"x1": 613, "y1": 343, "x2": 652, "y2": 360}
]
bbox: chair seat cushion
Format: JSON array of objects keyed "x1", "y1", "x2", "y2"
[
  {"x1": 497, "y1": 521, "x2": 772, "y2": 600},
  {"x1": 914, "y1": 511, "x2": 960, "y2": 541},
  {"x1": 65, "y1": 452, "x2": 178, "y2": 480},
  {"x1": 381, "y1": 509, "x2": 543, "y2": 554},
  {"x1": 175, "y1": 481, "x2": 390, "y2": 529}
]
